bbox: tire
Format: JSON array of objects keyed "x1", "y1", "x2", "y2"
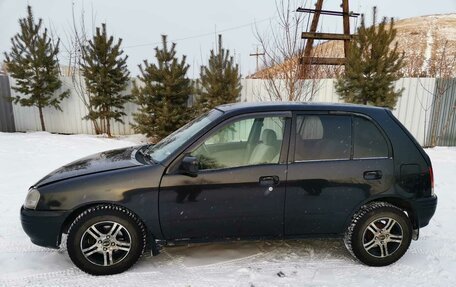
[
  {"x1": 67, "y1": 204, "x2": 146, "y2": 275},
  {"x1": 344, "y1": 202, "x2": 412, "y2": 266}
]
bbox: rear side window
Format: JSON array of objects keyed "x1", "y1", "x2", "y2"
[
  {"x1": 353, "y1": 116, "x2": 389, "y2": 158},
  {"x1": 295, "y1": 115, "x2": 351, "y2": 161}
]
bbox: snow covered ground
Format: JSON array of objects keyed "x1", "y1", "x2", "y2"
[{"x1": 0, "y1": 132, "x2": 454, "y2": 286}]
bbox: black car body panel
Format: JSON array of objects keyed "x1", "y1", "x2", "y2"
[
  {"x1": 20, "y1": 207, "x2": 67, "y2": 248},
  {"x1": 413, "y1": 196, "x2": 438, "y2": 227},
  {"x1": 20, "y1": 102, "x2": 438, "y2": 249},
  {"x1": 159, "y1": 164, "x2": 288, "y2": 240},
  {"x1": 285, "y1": 158, "x2": 395, "y2": 235},
  {"x1": 36, "y1": 164, "x2": 166, "y2": 240},
  {"x1": 36, "y1": 146, "x2": 144, "y2": 187}
]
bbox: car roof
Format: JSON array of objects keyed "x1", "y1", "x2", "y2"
[{"x1": 216, "y1": 102, "x2": 388, "y2": 115}]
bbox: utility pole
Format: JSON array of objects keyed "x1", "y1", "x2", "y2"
[{"x1": 249, "y1": 46, "x2": 265, "y2": 72}]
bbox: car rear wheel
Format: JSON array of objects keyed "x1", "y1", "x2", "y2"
[
  {"x1": 67, "y1": 205, "x2": 146, "y2": 275},
  {"x1": 344, "y1": 202, "x2": 412, "y2": 266}
]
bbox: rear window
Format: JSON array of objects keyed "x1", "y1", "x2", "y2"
[
  {"x1": 353, "y1": 116, "x2": 389, "y2": 158},
  {"x1": 295, "y1": 115, "x2": 351, "y2": 161}
]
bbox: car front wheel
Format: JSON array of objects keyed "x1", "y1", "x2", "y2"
[
  {"x1": 67, "y1": 204, "x2": 146, "y2": 275},
  {"x1": 344, "y1": 202, "x2": 412, "y2": 266}
]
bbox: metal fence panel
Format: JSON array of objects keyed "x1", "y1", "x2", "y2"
[
  {"x1": 428, "y1": 78, "x2": 456, "y2": 146},
  {"x1": 11, "y1": 77, "x2": 139, "y2": 135},
  {"x1": 391, "y1": 78, "x2": 435, "y2": 146},
  {"x1": 241, "y1": 78, "x2": 437, "y2": 145},
  {"x1": 0, "y1": 75, "x2": 15, "y2": 132},
  {"x1": 8, "y1": 76, "x2": 454, "y2": 146}
]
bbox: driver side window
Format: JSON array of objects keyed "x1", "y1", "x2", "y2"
[{"x1": 192, "y1": 116, "x2": 285, "y2": 170}]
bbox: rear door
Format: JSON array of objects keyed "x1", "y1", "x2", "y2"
[
  {"x1": 285, "y1": 112, "x2": 394, "y2": 236},
  {"x1": 159, "y1": 112, "x2": 291, "y2": 240}
]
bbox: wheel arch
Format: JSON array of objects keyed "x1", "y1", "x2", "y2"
[
  {"x1": 61, "y1": 202, "x2": 104, "y2": 234},
  {"x1": 60, "y1": 202, "x2": 154, "y2": 249},
  {"x1": 345, "y1": 196, "x2": 418, "y2": 230}
]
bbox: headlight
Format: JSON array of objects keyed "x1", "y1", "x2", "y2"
[{"x1": 24, "y1": 188, "x2": 40, "y2": 209}]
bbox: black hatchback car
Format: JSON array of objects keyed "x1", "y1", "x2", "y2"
[{"x1": 21, "y1": 102, "x2": 437, "y2": 275}]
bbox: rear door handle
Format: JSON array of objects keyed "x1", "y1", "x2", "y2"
[
  {"x1": 259, "y1": 176, "x2": 280, "y2": 186},
  {"x1": 363, "y1": 170, "x2": 383, "y2": 180}
]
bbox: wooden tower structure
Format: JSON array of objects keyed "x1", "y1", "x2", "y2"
[{"x1": 298, "y1": 0, "x2": 359, "y2": 77}]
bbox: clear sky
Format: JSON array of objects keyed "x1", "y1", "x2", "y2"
[{"x1": 1, "y1": 0, "x2": 455, "y2": 77}]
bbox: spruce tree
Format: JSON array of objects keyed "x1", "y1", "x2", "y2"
[
  {"x1": 81, "y1": 23, "x2": 130, "y2": 137},
  {"x1": 195, "y1": 34, "x2": 241, "y2": 115},
  {"x1": 4, "y1": 6, "x2": 68, "y2": 131},
  {"x1": 335, "y1": 7, "x2": 405, "y2": 109},
  {"x1": 132, "y1": 35, "x2": 192, "y2": 141}
]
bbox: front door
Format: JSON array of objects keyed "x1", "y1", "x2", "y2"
[{"x1": 159, "y1": 113, "x2": 291, "y2": 240}]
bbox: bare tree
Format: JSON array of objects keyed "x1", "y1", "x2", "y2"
[
  {"x1": 61, "y1": 2, "x2": 102, "y2": 134},
  {"x1": 253, "y1": 0, "x2": 321, "y2": 102},
  {"x1": 425, "y1": 40, "x2": 456, "y2": 146},
  {"x1": 414, "y1": 39, "x2": 456, "y2": 146},
  {"x1": 254, "y1": 0, "x2": 312, "y2": 101}
]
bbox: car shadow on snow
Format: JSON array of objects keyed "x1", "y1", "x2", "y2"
[{"x1": 136, "y1": 238, "x2": 355, "y2": 270}]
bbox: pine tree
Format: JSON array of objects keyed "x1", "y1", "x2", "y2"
[
  {"x1": 4, "y1": 6, "x2": 68, "y2": 131},
  {"x1": 335, "y1": 7, "x2": 405, "y2": 109},
  {"x1": 81, "y1": 23, "x2": 130, "y2": 137},
  {"x1": 195, "y1": 34, "x2": 241, "y2": 115},
  {"x1": 132, "y1": 35, "x2": 192, "y2": 141}
]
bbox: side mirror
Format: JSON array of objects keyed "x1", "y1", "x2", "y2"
[{"x1": 180, "y1": 156, "x2": 199, "y2": 177}]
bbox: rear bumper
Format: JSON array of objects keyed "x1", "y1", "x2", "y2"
[
  {"x1": 414, "y1": 195, "x2": 438, "y2": 228},
  {"x1": 20, "y1": 206, "x2": 67, "y2": 249}
]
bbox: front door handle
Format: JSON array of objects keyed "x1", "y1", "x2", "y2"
[
  {"x1": 364, "y1": 170, "x2": 383, "y2": 180},
  {"x1": 259, "y1": 175, "x2": 280, "y2": 186}
]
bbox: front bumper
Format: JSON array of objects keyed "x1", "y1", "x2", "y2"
[
  {"x1": 20, "y1": 206, "x2": 67, "y2": 249},
  {"x1": 414, "y1": 195, "x2": 438, "y2": 228}
]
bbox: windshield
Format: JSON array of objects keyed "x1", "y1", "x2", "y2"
[{"x1": 146, "y1": 109, "x2": 223, "y2": 162}]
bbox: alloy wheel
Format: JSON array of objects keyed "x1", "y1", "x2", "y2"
[
  {"x1": 80, "y1": 221, "x2": 132, "y2": 266},
  {"x1": 362, "y1": 217, "x2": 404, "y2": 258}
]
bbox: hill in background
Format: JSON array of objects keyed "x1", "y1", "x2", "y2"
[{"x1": 251, "y1": 14, "x2": 456, "y2": 79}]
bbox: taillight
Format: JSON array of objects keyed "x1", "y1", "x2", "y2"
[{"x1": 429, "y1": 167, "x2": 435, "y2": 196}]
